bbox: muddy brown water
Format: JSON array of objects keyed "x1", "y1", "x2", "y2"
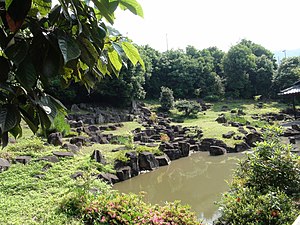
[{"x1": 113, "y1": 152, "x2": 243, "y2": 223}]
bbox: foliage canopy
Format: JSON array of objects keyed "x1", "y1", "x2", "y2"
[{"x1": 0, "y1": 0, "x2": 144, "y2": 146}]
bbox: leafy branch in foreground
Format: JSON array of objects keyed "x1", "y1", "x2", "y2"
[{"x1": 0, "y1": 0, "x2": 144, "y2": 146}]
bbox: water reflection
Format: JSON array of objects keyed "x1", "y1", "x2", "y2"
[{"x1": 114, "y1": 152, "x2": 242, "y2": 222}]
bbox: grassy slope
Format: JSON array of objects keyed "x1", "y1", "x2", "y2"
[{"x1": 0, "y1": 100, "x2": 288, "y2": 224}]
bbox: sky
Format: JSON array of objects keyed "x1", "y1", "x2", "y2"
[{"x1": 114, "y1": 0, "x2": 300, "y2": 53}]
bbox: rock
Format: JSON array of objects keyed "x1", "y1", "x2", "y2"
[
  {"x1": 91, "y1": 150, "x2": 106, "y2": 165},
  {"x1": 47, "y1": 132, "x2": 63, "y2": 146},
  {"x1": 0, "y1": 158, "x2": 10, "y2": 172},
  {"x1": 41, "y1": 163, "x2": 52, "y2": 171},
  {"x1": 97, "y1": 173, "x2": 119, "y2": 184},
  {"x1": 163, "y1": 148, "x2": 182, "y2": 160},
  {"x1": 52, "y1": 151, "x2": 74, "y2": 158},
  {"x1": 70, "y1": 172, "x2": 83, "y2": 180},
  {"x1": 155, "y1": 154, "x2": 171, "y2": 166},
  {"x1": 108, "y1": 125, "x2": 117, "y2": 131},
  {"x1": 245, "y1": 132, "x2": 263, "y2": 147},
  {"x1": 70, "y1": 136, "x2": 86, "y2": 146},
  {"x1": 230, "y1": 122, "x2": 243, "y2": 127},
  {"x1": 199, "y1": 138, "x2": 228, "y2": 151},
  {"x1": 39, "y1": 156, "x2": 59, "y2": 163},
  {"x1": 289, "y1": 137, "x2": 296, "y2": 144},
  {"x1": 125, "y1": 152, "x2": 139, "y2": 177},
  {"x1": 178, "y1": 141, "x2": 190, "y2": 157},
  {"x1": 216, "y1": 114, "x2": 227, "y2": 123},
  {"x1": 62, "y1": 143, "x2": 80, "y2": 152},
  {"x1": 234, "y1": 142, "x2": 250, "y2": 152},
  {"x1": 69, "y1": 120, "x2": 84, "y2": 128},
  {"x1": 116, "y1": 166, "x2": 131, "y2": 181},
  {"x1": 283, "y1": 128, "x2": 300, "y2": 137},
  {"x1": 15, "y1": 156, "x2": 31, "y2": 164},
  {"x1": 238, "y1": 109, "x2": 246, "y2": 115},
  {"x1": 71, "y1": 104, "x2": 81, "y2": 112},
  {"x1": 34, "y1": 174, "x2": 45, "y2": 179},
  {"x1": 87, "y1": 125, "x2": 99, "y2": 132},
  {"x1": 238, "y1": 127, "x2": 248, "y2": 135},
  {"x1": 209, "y1": 146, "x2": 226, "y2": 156},
  {"x1": 292, "y1": 124, "x2": 300, "y2": 131},
  {"x1": 222, "y1": 131, "x2": 235, "y2": 139},
  {"x1": 138, "y1": 152, "x2": 159, "y2": 171}
]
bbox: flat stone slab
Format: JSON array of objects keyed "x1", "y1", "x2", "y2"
[
  {"x1": 52, "y1": 151, "x2": 74, "y2": 158},
  {"x1": 15, "y1": 156, "x2": 31, "y2": 164},
  {"x1": 39, "y1": 156, "x2": 60, "y2": 163}
]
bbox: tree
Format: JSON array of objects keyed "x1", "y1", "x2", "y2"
[
  {"x1": 0, "y1": 0, "x2": 144, "y2": 146},
  {"x1": 159, "y1": 86, "x2": 174, "y2": 112},
  {"x1": 175, "y1": 99, "x2": 201, "y2": 117},
  {"x1": 273, "y1": 56, "x2": 300, "y2": 93}
]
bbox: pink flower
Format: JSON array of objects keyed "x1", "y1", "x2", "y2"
[{"x1": 100, "y1": 216, "x2": 106, "y2": 222}]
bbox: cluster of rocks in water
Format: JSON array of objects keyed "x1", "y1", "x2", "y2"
[{"x1": 1, "y1": 102, "x2": 298, "y2": 185}]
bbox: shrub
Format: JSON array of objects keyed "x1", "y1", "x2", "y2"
[
  {"x1": 216, "y1": 188, "x2": 298, "y2": 225},
  {"x1": 61, "y1": 188, "x2": 202, "y2": 225},
  {"x1": 216, "y1": 126, "x2": 300, "y2": 225},
  {"x1": 159, "y1": 86, "x2": 174, "y2": 111},
  {"x1": 175, "y1": 99, "x2": 201, "y2": 117}
]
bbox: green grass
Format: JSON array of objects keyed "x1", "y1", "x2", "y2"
[
  {"x1": 102, "y1": 121, "x2": 143, "y2": 136},
  {"x1": 171, "y1": 100, "x2": 288, "y2": 147}
]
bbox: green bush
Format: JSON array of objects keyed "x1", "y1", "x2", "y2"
[
  {"x1": 216, "y1": 126, "x2": 300, "y2": 225},
  {"x1": 52, "y1": 112, "x2": 71, "y2": 136},
  {"x1": 175, "y1": 99, "x2": 201, "y2": 117},
  {"x1": 159, "y1": 86, "x2": 174, "y2": 111},
  {"x1": 61, "y1": 188, "x2": 201, "y2": 225},
  {"x1": 216, "y1": 188, "x2": 298, "y2": 225}
]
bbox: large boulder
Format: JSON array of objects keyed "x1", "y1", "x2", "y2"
[
  {"x1": 234, "y1": 142, "x2": 251, "y2": 152},
  {"x1": 125, "y1": 152, "x2": 139, "y2": 177},
  {"x1": 245, "y1": 132, "x2": 263, "y2": 147},
  {"x1": 155, "y1": 154, "x2": 171, "y2": 166},
  {"x1": 116, "y1": 166, "x2": 131, "y2": 181},
  {"x1": 47, "y1": 132, "x2": 63, "y2": 146},
  {"x1": 178, "y1": 141, "x2": 190, "y2": 157},
  {"x1": 91, "y1": 150, "x2": 106, "y2": 165},
  {"x1": 138, "y1": 152, "x2": 159, "y2": 171},
  {"x1": 222, "y1": 131, "x2": 235, "y2": 139},
  {"x1": 216, "y1": 114, "x2": 227, "y2": 123},
  {"x1": 62, "y1": 143, "x2": 80, "y2": 152},
  {"x1": 97, "y1": 173, "x2": 119, "y2": 184},
  {"x1": 209, "y1": 146, "x2": 226, "y2": 156},
  {"x1": 0, "y1": 158, "x2": 10, "y2": 172},
  {"x1": 199, "y1": 138, "x2": 227, "y2": 151},
  {"x1": 15, "y1": 156, "x2": 31, "y2": 164},
  {"x1": 163, "y1": 148, "x2": 182, "y2": 160}
]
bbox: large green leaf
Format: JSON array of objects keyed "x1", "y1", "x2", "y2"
[
  {"x1": 122, "y1": 41, "x2": 145, "y2": 69},
  {"x1": 4, "y1": 40, "x2": 29, "y2": 65},
  {"x1": 58, "y1": 33, "x2": 81, "y2": 64},
  {"x1": 0, "y1": 104, "x2": 21, "y2": 134},
  {"x1": 9, "y1": 124, "x2": 22, "y2": 139},
  {"x1": 16, "y1": 57, "x2": 37, "y2": 90},
  {"x1": 91, "y1": 0, "x2": 118, "y2": 24},
  {"x1": 108, "y1": 46, "x2": 122, "y2": 73},
  {"x1": 119, "y1": 0, "x2": 143, "y2": 17},
  {"x1": 77, "y1": 35, "x2": 99, "y2": 68},
  {"x1": 5, "y1": 0, "x2": 13, "y2": 10},
  {"x1": 19, "y1": 106, "x2": 39, "y2": 134}
]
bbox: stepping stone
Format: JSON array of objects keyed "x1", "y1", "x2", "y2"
[
  {"x1": 39, "y1": 156, "x2": 60, "y2": 163},
  {"x1": 52, "y1": 151, "x2": 74, "y2": 158},
  {"x1": 15, "y1": 156, "x2": 31, "y2": 164},
  {"x1": 70, "y1": 172, "x2": 83, "y2": 180}
]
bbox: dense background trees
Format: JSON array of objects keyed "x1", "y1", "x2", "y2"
[{"x1": 59, "y1": 38, "x2": 300, "y2": 106}]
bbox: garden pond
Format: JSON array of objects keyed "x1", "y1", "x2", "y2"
[{"x1": 114, "y1": 152, "x2": 244, "y2": 223}]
